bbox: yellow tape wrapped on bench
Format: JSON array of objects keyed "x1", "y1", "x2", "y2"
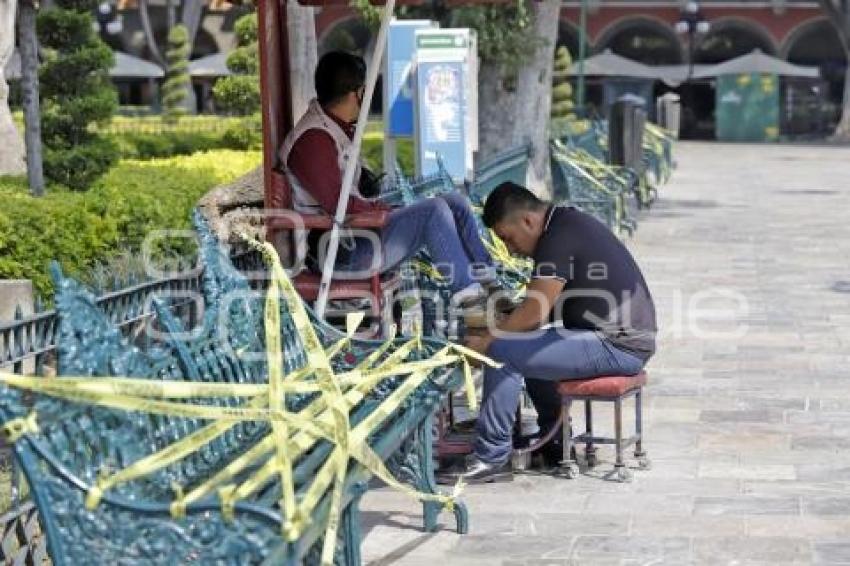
[{"x1": 0, "y1": 239, "x2": 500, "y2": 566}]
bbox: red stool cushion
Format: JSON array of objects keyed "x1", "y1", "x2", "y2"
[{"x1": 556, "y1": 371, "x2": 648, "y2": 397}]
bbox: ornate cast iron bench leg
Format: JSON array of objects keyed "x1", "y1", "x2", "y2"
[{"x1": 388, "y1": 408, "x2": 469, "y2": 536}]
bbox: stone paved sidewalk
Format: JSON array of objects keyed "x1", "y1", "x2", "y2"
[{"x1": 359, "y1": 142, "x2": 850, "y2": 565}]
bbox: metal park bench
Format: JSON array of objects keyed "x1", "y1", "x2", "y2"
[
  {"x1": 550, "y1": 139, "x2": 637, "y2": 236},
  {"x1": 0, "y1": 215, "x2": 474, "y2": 565},
  {"x1": 468, "y1": 143, "x2": 533, "y2": 204}
]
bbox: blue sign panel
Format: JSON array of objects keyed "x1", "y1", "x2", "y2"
[
  {"x1": 414, "y1": 58, "x2": 467, "y2": 181},
  {"x1": 385, "y1": 20, "x2": 432, "y2": 137}
]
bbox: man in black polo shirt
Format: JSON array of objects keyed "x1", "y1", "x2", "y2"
[{"x1": 457, "y1": 182, "x2": 657, "y2": 483}]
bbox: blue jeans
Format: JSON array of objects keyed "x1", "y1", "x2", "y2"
[
  {"x1": 336, "y1": 192, "x2": 491, "y2": 291},
  {"x1": 474, "y1": 327, "x2": 646, "y2": 464}
]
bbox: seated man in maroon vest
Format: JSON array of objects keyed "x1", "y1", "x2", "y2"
[{"x1": 279, "y1": 51, "x2": 493, "y2": 303}]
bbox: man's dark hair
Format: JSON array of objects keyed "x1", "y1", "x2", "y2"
[
  {"x1": 482, "y1": 182, "x2": 548, "y2": 228},
  {"x1": 315, "y1": 51, "x2": 367, "y2": 106}
]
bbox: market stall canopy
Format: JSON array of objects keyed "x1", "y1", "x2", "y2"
[
  {"x1": 693, "y1": 49, "x2": 819, "y2": 79},
  {"x1": 652, "y1": 64, "x2": 715, "y2": 87},
  {"x1": 567, "y1": 49, "x2": 660, "y2": 81},
  {"x1": 4, "y1": 51, "x2": 20, "y2": 80},
  {"x1": 189, "y1": 52, "x2": 232, "y2": 78},
  {"x1": 5, "y1": 50, "x2": 163, "y2": 80},
  {"x1": 111, "y1": 52, "x2": 164, "y2": 79}
]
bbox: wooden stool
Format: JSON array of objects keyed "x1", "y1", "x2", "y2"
[{"x1": 516, "y1": 371, "x2": 650, "y2": 482}]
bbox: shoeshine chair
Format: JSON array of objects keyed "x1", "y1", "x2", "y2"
[
  {"x1": 267, "y1": 170, "x2": 401, "y2": 336},
  {"x1": 515, "y1": 371, "x2": 650, "y2": 482}
]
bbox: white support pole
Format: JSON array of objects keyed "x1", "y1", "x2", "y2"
[{"x1": 314, "y1": 0, "x2": 396, "y2": 319}]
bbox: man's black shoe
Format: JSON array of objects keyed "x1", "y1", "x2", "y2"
[
  {"x1": 532, "y1": 441, "x2": 577, "y2": 470},
  {"x1": 439, "y1": 457, "x2": 513, "y2": 484}
]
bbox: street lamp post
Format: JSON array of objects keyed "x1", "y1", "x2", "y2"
[
  {"x1": 674, "y1": 1, "x2": 710, "y2": 81},
  {"x1": 674, "y1": 1, "x2": 709, "y2": 137},
  {"x1": 95, "y1": 2, "x2": 123, "y2": 38},
  {"x1": 576, "y1": 0, "x2": 588, "y2": 114}
]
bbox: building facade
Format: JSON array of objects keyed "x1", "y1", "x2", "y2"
[{"x1": 314, "y1": 0, "x2": 845, "y2": 135}]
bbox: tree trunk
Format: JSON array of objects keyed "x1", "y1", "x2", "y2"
[
  {"x1": 286, "y1": 2, "x2": 317, "y2": 120},
  {"x1": 476, "y1": 61, "x2": 517, "y2": 166},
  {"x1": 818, "y1": 0, "x2": 850, "y2": 141},
  {"x1": 0, "y1": 0, "x2": 26, "y2": 176},
  {"x1": 139, "y1": 0, "x2": 165, "y2": 67},
  {"x1": 510, "y1": 0, "x2": 560, "y2": 197},
  {"x1": 831, "y1": 45, "x2": 850, "y2": 141},
  {"x1": 17, "y1": 0, "x2": 43, "y2": 194}
]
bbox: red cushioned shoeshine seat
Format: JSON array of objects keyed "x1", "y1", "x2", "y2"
[
  {"x1": 292, "y1": 271, "x2": 400, "y2": 302},
  {"x1": 556, "y1": 371, "x2": 648, "y2": 397}
]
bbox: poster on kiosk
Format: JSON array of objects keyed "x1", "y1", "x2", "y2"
[
  {"x1": 383, "y1": 19, "x2": 436, "y2": 170},
  {"x1": 413, "y1": 28, "x2": 478, "y2": 184}
]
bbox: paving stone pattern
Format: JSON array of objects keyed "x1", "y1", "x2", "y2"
[{"x1": 360, "y1": 142, "x2": 850, "y2": 565}]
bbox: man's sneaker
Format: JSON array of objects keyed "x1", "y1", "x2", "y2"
[{"x1": 439, "y1": 456, "x2": 513, "y2": 484}]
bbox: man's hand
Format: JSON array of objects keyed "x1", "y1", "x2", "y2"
[
  {"x1": 495, "y1": 277, "x2": 566, "y2": 335},
  {"x1": 464, "y1": 332, "x2": 493, "y2": 360}
]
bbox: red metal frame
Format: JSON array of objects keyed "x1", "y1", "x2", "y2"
[{"x1": 258, "y1": 0, "x2": 292, "y2": 217}]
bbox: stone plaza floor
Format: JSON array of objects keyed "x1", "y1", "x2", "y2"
[{"x1": 359, "y1": 142, "x2": 850, "y2": 565}]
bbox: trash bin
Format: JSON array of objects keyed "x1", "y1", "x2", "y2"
[
  {"x1": 609, "y1": 96, "x2": 646, "y2": 170},
  {"x1": 656, "y1": 93, "x2": 681, "y2": 139},
  {"x1": 608, "y1": 99, "x2": 632, "y2": 168}
]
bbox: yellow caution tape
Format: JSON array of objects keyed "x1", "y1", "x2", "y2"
[
  {"x1": 2, "y1": 411, "x2": 38, "y2": 443},
  {"x1": 0, "y1": 239, "x2": 499, "y2": 565}
]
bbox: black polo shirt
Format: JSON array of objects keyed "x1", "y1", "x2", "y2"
[{"x1": 532, "y1": 206, "x2": 657, "y2": 360}]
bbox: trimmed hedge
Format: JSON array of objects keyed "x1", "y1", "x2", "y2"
[
  {"x1": 107, "y1": 131, "x2": 226, "y2": 159},
  {"x1": 0, "y1": 150, "x2": 261, "y2": 297},
  {"x1": 94, "y1": 115, "x2": 262, "y2": 159},
  {"x1": 361, "y1": 134, "x2": 414, "y2": 176}
]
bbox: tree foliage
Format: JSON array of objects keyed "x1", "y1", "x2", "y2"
[
  {"x1": 213, "y1": 12, "x2": 259, "y2": 116},
  {"x1": 37, "y1": 0, "x2": 118, "y2": 190},
  {"x1": 352, "y1": 0, "x2": 542, "y2": 73}
]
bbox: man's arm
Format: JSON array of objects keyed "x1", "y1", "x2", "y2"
[
  {"x1": 465, "y1": 277, "x2": 565, "y2": 354},
  {"x1": 287, "y1": 129, "x2": 388, "y2": 215},
  {"x1": 497, "y1": 277, "x2": 566, "y2": 333}
]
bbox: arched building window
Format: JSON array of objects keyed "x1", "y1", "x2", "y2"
[
  {"x1": 192, "y1": 28, "x2": 219, "y2": 60},
  {"x1": 784, "y1": 19, "x2": 846, "y2": 107},
  {"x1": 596, "y1": 17, "x2": 682, "y2": 65},
  {"x1": 694, "y1": 19, "x2": 776, "y2": 64},
  {"x1": 557, "y1": 20, "x2": 589, "y2": 60}
]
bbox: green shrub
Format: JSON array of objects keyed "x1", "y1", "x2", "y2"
[
  {"x1": 162, "y1": 25, "x2": 191, "y2": 123},
  {"x1": 221, "y1": 115, "x2": 262, "y2": 150},
  {"x1": 214, "y1": 13, "x2": 259, "y2": 115},
  {"x1": 43, "y1": 137, "x2": 119, "y2": 191},
  {"x1": 0, "y1": 150, "x2": 261, "y2": 297},
  {"x1": 361, "y1": 134, "x2": 414, "y2": 176},
  {"x1": 213, "y1": 75, "x2": 260, "y2": 116},
  {"x1": 226, "y1": 45, "x2": 258, "y2": 75},
  {"x1": 37, "y1": 0, "x2": 118, "y2": 190},
  {"x1": 106, "y1": 127, "x2": 260, "y2": 160},
  {"x1": 234, "y1": 12, "x2": 258, "y2": 45},
  {"x1": 551, "y1": 46, "x2": 576, "y2": 122}
]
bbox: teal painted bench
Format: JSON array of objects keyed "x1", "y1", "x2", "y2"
[
  {"x1": 550, "y1": 139, "x2": 636, "y2": 236},
  {"x1": 468, "y1": 144, "x2": 533, "y2": 204},
  {"x1": 0, "y1": 214, "x2": 469, "y2": 565}
]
